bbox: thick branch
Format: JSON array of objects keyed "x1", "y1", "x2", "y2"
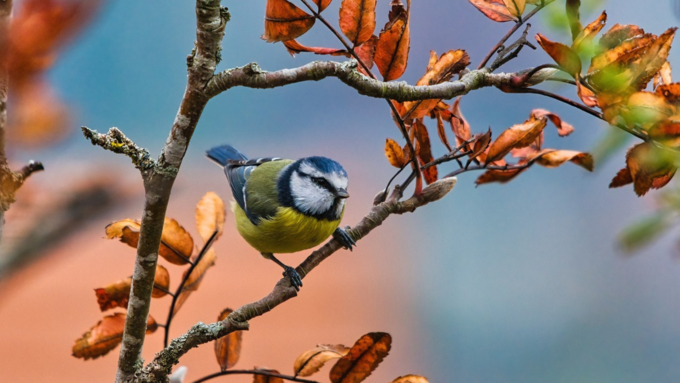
[
  {"x1": 81, "y1": 127, "x2": 155, "y2": 172},
  {"x1": 135, "y1": 179, "x2": 457, "y2": 382},
  {"x1": 115, "y1": 1, "x2": 228, "y2": 382},
  {"x1": 206, "y1": 61, "x2": 553, "y2": 102},
  {"x1": 0, "y1": 0, "x2": 13, "y2": 242}
]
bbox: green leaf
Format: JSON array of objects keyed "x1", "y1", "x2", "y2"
[{"x1": 619, "y1": 212, "x2": 672, "y2": 252}]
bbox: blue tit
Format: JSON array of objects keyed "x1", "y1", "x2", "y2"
[{"x1": 206, "y1": 145, "x2": 356, "y2": 290}]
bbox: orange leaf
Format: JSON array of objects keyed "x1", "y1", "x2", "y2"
[
  {"x1": 329, "y1": 332, "x2": 392, "y2": 383},
  {"x1": 655, "y1": 83, "x2": 680, "y2": 105},
  {"x1": 294, "y1": 344, "x2": 351, "y2": 377},
  {"x1": 609, "y1": 167, "x2": 633, "y2": 188},
  {"x1": 653, "y1": 61, "x2": 672, "y2": 90},
  {"x1": 468, "y1": 0, "x2": 516, "y2": 22},
  {"x1": 468, "y1": 129, "x2": 493, "y2": 163},
  {"x1": 450, "y1": 98, "x2": 471, "y2": 146},
  {"x1": 385, "y1": 138, "x2": 407, "y2": 168},
  {"x1": 283, "y1": 40, "x2": 348, "y2": 57},
  {"x1": 532, "y1": 150, "x2": 594, "y2": 171},
  {"x1": 215, "y1": 308, "x2": 243, "y2": 371},
  {"x1": 486, "y1": 116, "x2": 548, "y2": 163},
  {"x1": 173, "y1": 249, "x2": 217, "y2": 315},
  {"x1": 339, "y1": 0, "x2": 377, "y2": 46},
  {"x1": 590, "y1": 33, "x2": 654, "y2": 74},
  {"x1": 196, "y1": 191, "x2": 227, "y2": 243},
  {"x1": 536, "y1": 34, "x2": 582, "y2": 78},
  {"x1": 106, "y1": 218, "x2": 194, "y2": 265},
  {"x1": 94, "y1": 265, "x2": 170, "y2": 312},
  {"x1": 634, "y1": 28, "x2": 677, "y2": 90},
  {"x1": 576, "y1": 76, "x2": 598, "y2": 107},
  {"x1": 313, "y1": 0, "x2": 333, "y2": 12},
  {"x1": 355, "y1": 35, "x2": 378, "y2": 75},
  {"x1": 391, "y1": 375, "x2": 429, "y2": 383},
  {"x1": 375, "y1": 0, "x2": 410, "y2": 81},
  {"x1": 475, "y1": 163, "x2": 529, "y2": 185},
  {"x1": 8, "y1": 81, "x2": 70, "y2": 147},
  {"x1": 624, "y1": 143, "x2": 677, "y2": 196},
  {"x1": 262, "y1": 0, "x2": 315, "y2": 43},
  {"x1": 531, "y1": 109, "x2": 574, "y2": 136},
  {"x1": 72, "y1": 313, "x2": 157, "y2": 360},
  {"x1": 572, "y1": 11, "x2": 606, "y2": 51},
  {"x1": 253, "y1": 368, "x2": 284, "y2": 383},
  {"x1": 403, "y1": 50, "x2": 470, "y2": 119},
  {"x1": 599, "y1": 24, "x2": 646, "y2": 51},
  {"x1": 414, "y1": 119, "x2": 438, "y2": 184},
  {"x1": 436, "y1": 113, "x2": 453, "y2": 152}
]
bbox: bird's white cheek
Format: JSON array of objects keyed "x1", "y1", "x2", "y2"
[{"x1": 290, "y1": 173, "x2": 334, "y2": 215}]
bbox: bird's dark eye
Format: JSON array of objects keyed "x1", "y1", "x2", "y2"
[{"x1": 311, "y1": 176, "x2": 330, "y2": 188}]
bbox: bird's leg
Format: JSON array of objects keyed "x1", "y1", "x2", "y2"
[
  {"x1": 262, "y1": 252, "x2": 303, "y2": 291},
  {"x1": 333, "y1": 227, "x2": 356, "y2": 251}
]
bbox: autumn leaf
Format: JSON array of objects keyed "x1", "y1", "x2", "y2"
[
  {"x1": 532, "y1": 150, "x2": 594, "y2": 171},
  {"x1": 215, "y1": 308, "x2": 243, "y2": 371},
  {"x1": 653, "y1": 61, "x2": 672, "y2": 90},
  {"x1": 196, "y1": 191, "x2": 227, "y2": 243},
  {"x1": 253, "y1": 368, "x2": 284, "y2": 383},
  {"x1": 502, "y1": 0, "x2": 525, "y2": 18},
  {"x1": 375, "y1": 0, "x2": 410, "y2": 81},
  {"x1": 414, "y1": 119, "x2": 438, "y2": 184},
  {"x1": 355, "y1": 35, "x2": 378, "y2": 75},
  {"x1": 485, "y1": 116, "x2": 548, "y2": 163},
  {"x1": 450, "y1": 98, "x2": 471, "y2": 146},
  {"x1": 536, "y1": 34, "x2": 582, "y2": 78},
  {"x1": 599, "y1": 24, "x2": 646, "y2": 51},
  {"x1": 576, "y1": 76, "x2": 598, "y2": 107},
  {"x1": 391, "y1": 375, "x2": 429, "y2": 383},
  {"x1": 589, "y1": 33, "x2": 654, "y2": 74},
  {"x1": 468, "y1": 0, "x2": 516, "y2": 22},
  {"x1": 283, "y1": 40, "x2": 348, "y2": 57},
  {"x1": 94, "y1": 265, "x2": 170, "y2": 312},
  {"x1": 436, "y1": 113, "x2": 453, "y2": 152},
  {"x1": 263, "y1": 0, "x2": 315, "y2": 43},
  {"x1": 294, "y1": 344, "x2": 351, "y2": 377},
  {"x1": 72, "y1": 313, "x2": 157, "y2": 360},
  {"x1": 468, "y1": 129, "x2": 493, "y2": 163},
  {"x1": 329, "y1": 332, "x2": 392, "y2": 383},
  {"x1": 105, "y1": 218, "x2": 194, "y2": 265},
  {"x1": 573, "y1": 11, "x2": 607, "y2": 52},
  {"x1": 403, "y1": 50, "x2": 470, "y2": 119},
  {"x1": 313, "y1": 0, "x2": 333, "y2": 12},
  {"x1": 475, "y1": 163, "x2": 529, "y2": 185},
  {"x1": 339, "y1": 0, "x2": 377, "y2": 46},
  {"x1": 610, "y1": 143, "x2": 677, "y2": 196},
  {"x1": 385, "y1": 138, "x2": 407, "y2": 168},
  {"x1": 634, "y1": 28, "x2": 677, "y2": 89},
  {"x1": 622, "y1": 91, "x2": 674, "y2": 130},
  {"x1": 531, "y1": 109, "x2": 575, "y2": 136}
]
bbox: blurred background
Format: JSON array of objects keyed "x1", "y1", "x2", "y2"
[{"x1": 1, "y1": 0, "x2": 679, "y2": 382}]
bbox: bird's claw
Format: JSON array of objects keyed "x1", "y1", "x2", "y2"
[
  {"x1": 333, "y1": 227, "x2": 356, "y2": 251},
  {"x1": 283, "y1": 266, "x2": 303, "y2": 291}
]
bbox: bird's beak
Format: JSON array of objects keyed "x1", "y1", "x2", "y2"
[{"x1": 335, "y1": 188, "x2": 350, "y2": 199}]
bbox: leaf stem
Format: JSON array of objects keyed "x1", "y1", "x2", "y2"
[{"x1": 191, "y1": 370, "x2": 321, "y2": 383}]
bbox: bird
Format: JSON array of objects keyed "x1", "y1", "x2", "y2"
[{"x1": 206, "y1": 145, "x2": 356, "y2": 291}]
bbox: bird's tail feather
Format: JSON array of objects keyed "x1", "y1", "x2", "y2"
[{"x1": 206, "y1": 145, "x2": 248, "y2": 166}]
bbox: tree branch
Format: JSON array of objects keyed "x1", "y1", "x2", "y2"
[
  {"x1": 113, "y1": 1, "x2": 229, "y2": 382},
  {"x1": 192, "y1": 369, "x2": 320, "y2": 383},
  {"x1": 82, "y1": 127, "x2": 155, "y2": 172},
  {"x1": 0, "y1": 0, "x2": 13, "y2": 243},
  {"x1": 134, "y1": 179, "x2": 458, "y2": 383},
  {"x1": 206, "y1": 61, "x2": 551, "y2": 102}
]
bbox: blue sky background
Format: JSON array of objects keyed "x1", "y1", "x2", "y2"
[{"x1": 13, "y1": 0, "x2": 680, "y2": 382}]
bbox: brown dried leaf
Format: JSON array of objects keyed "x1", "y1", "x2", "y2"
[
  {"x1": 173, "y1": 249, "x2": 217, "y2": 315},
  {"x1": 72, "y1": 313, "x2": 157, "y2": 360},
  {"x1": 609, "y1": 166, "x2": 633, "y2": 188},
  {"x1": 436, "y1": 113, "x2": 453, "y2": 152},
  {"x1": 573, "y1": 11, "x2": 607, "y2": 51},
  {"x1": 469, "y1": 129, "x2": 493, "y2": 162},
  {"x1": 486, "y1": 116, "x2": 548, "y2": 163},
  {"x1": 215, "y1": 308, "x2": 243, "y2": 371},
  {"x1": 105, "y1": 218, "x2": 194, "y2": 265},
  {"x1": 263, "y1": 0, "x2": 315, "y2": 43},
  {"x1": 339, "y1": 0, "x2": 377, "y2": 46},
  {"x1": 468, "y1": 0, "x2": 516, "y2": 22},
  {"x1": 532, "y1": 150, "x2": 594, "y2": 171},
  {"x1": 355, "y1": 35, "x2": 378, "y2": 75},
  {"x1": 450, "y1": 98, "x2": 471, "y2": 146},
  {"x1": 294, "y1": 344, "x2": 351, "y2": 377},
  {"x1": 635, "y1": 28, "x2": 677, "y2": 89},
  {"x1": 590, "y1": 33, "x2": 655, "y2": 73},
  {"x1": 283, "y1": 40, "x2": 348, "y2": 57},
  {"x1": 623, "y1": 91, "x2": 674, "y2": 130},
  {"x1": 403, "y1": 50, "x2": 470, "y2": 119},
  {"x1": 653, "y1": 61, "x2": 672, "y2": 90},
  {"x1": 475, "y1": 163, "x2": 529, "y2": 185},
  {"x1": 196, "y1": 191, "x2": 227, "y2": 243},
  {"x1": 531, "y1": 109, "x2": 574, "y2": 137},
  {"x1": 414, "y1": 119, "x2": 438, "y2": 184},
  {"x1": 624, "y1": 143, "x2": 677, "y2": 196},
  {"x1": 329, "y1": 332, "x2": 392, "y2": 383},
  {"x1": 94, "y1": 265, "x2": 170, "y2": 312},
  {"x1": 253, "y1": 368, "x2": 284, "y2": 383},
  {"x1": 536, "y1": 34, "x2": 582, "y2": 78},
  {"x1": 313, "y1": 0, "x2": 333, "y2": 12},
  {"x1": 385, "y1": 138, "x2": 407, "y2": 168},
  {"x1": 599, "y1": 24, "x2": 645, "y2": 51},
  {"x1": 391, "y1": 375, "x2": 429, "y2": 383},
  {"x1": 375, "y1": 0, "x2": 410, "y2": 81}
]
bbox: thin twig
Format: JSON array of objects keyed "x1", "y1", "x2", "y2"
[
  {"x1": 164, "y1": 229, "x2": 219, "y2": 348},
  {"x1": 490, "y1": 23, "x2": 537, "y2": 71},
  {"x1": 444, "y1": 162, "x2": 533, "y2": 179},
  {"x1": 192, "y1": 370, "x2": 320, "y2": 383},
  {"x1": 477, "y1": 0, "x2": 556, "y2": 70}
]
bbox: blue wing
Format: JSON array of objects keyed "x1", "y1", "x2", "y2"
[{"x1": 206, "y1": 145, "x2": 281, "y2": 225}]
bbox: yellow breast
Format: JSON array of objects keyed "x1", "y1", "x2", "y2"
[{"x1": 233, "y1": 202, "x2": 342, "y2": 254}]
